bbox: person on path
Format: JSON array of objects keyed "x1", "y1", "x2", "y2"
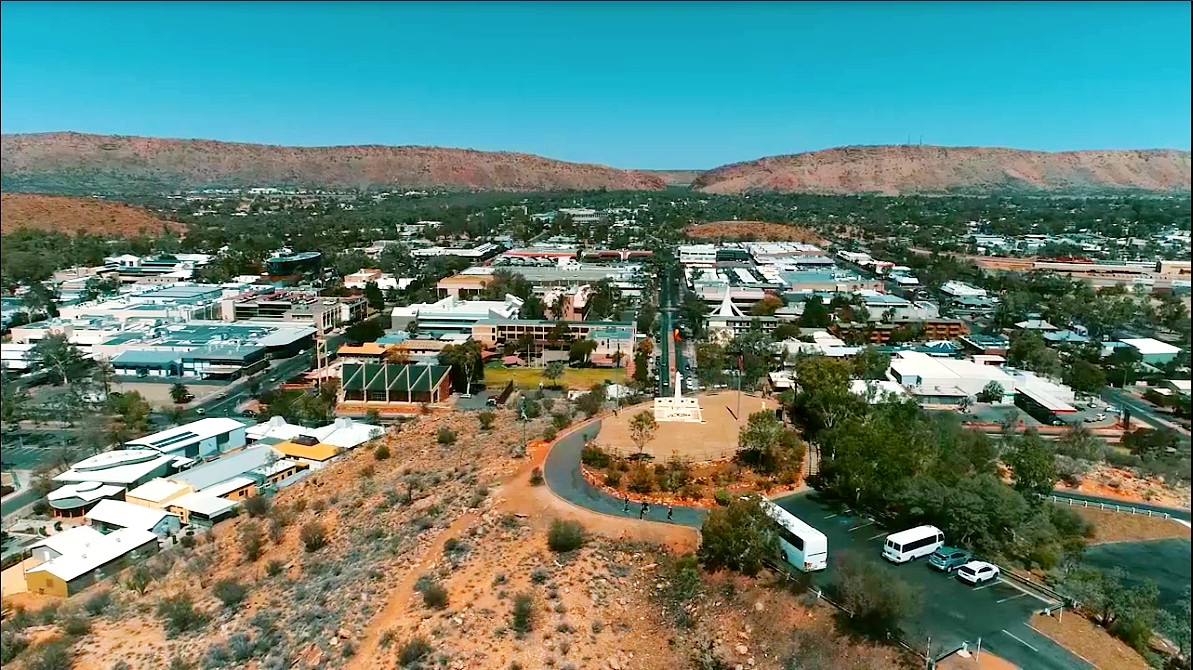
[
  {"x1": 639, "y1": 501, "x2": 649, "y2": 520},
  {"x1": 623, "y1": 497, "x2": 630, "y2": 513},
  {"x1": 667, "y1": 505, "x2": 674, "y2": 521}
]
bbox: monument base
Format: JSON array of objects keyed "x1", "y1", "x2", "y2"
[{"x1": 653, "y1": 397, "x2": 704, "y2": 423}]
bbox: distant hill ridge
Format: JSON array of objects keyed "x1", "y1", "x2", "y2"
[
  {"x1": 0, "y1": 132, "x2": 666, "y2": 193},
  {"x1": 1, "y1": 133, "x2": 1188, "y2": 196},
  {"x1": 691, "y1": 145, "x2": 1192, "y2": 195}
]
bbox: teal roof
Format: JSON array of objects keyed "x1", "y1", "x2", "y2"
[{"x1": 112, "y1": 350, "x2": 183, "y2": 367}]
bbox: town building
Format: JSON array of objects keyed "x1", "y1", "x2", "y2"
[
  {"x1": 391, "y1": 294, "x2": 523, "y2": 338},
  {"x1": 47, "y1": 482, "x2": 125, "y2": 520},
  {"x1": 338, "y1": 363, "x2": 454, "y2": 405},
  {"x1": 886, "y1": 351, "x2": 1017, "y2": 406},
  {"x1": 103, "y1": 254, "x2": 212, "y2": 283},
  {"x1": 940, "y1": 281, "x2": 988, "y2": 299},
  {"x1": 1117, "y1": 338, "x2": 1183, "y2": 365},
  {"x1": 470, "y1": 319, "x2": 635, "y2": 361},
  {"x1": 221, "y1": 288, "x2": 367, "y2": 333},
  {"x1": 706, "y1": 291, "x2": 777, "y2": 341},
  {"x1": 343, "y1": 268, "x2": 415, "y2": 291},
  {"x1": 54, "y1": 450, "x2": 191, "y2": 488},
  {"x1": 124, "y1": 418, "x2": 248, "y2": 460},
  {"x1": 93, "y1": 322, "x2": 314, "y2": 380},
  {"x1": 85, "y1": 499, "x2": 181, "y2": 537},
  {"x1": 830, "y1": 319, "x2": 968, "y2": 345},
  {"x1": 25, "y1": 527, "x2": 160, "y2": 597}
]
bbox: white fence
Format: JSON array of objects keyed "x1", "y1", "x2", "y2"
[{"x1": 1041, "y1": 494, "x2": 1172, "y2": 520}]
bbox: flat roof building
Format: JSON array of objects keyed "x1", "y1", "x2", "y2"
[
  {"x1": 125, "y1": 418, "x2": 247, "y2": 460},
  {"x1": 85, "y1": 499, "x2": 181, "y2": 538},
  {"x1": 391, "y1": 294, "x2": 523, "y2": 338},
  {"x1": 25, "y1": 527, "x2": 159, "y2": 597},
  {"x1": 55, "y1": 450, "x2": 188, "y2": 487}
]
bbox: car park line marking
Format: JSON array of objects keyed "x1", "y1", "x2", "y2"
[
  {"x1": 997, "y1": 593, "x2": 1027, "y2": 604},
  {"x1": 972, "y1": 581, "x2": 997, "y2": 591},
  {"x1": 867, "y1": 532, "x2": 887, "y2": 541},
  {"x1": 1001, "y1": 629, "x2": 1039, "y2": 652},
  {"x1": 849, "y1": 520, "x2": 874, "y2": 532},
  {"x1": 823, "y1": 513, "x2": 838, "y2": 519}
]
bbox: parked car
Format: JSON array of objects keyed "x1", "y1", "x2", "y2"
[
  {"x1": 956, "y1": 561, "x2": 1000, "y2": 585},
  {"x1": 927, "y1": 546, "x2": 973, "y2": 572},
  {"x1": 1086, "y1": 402, "x2": 1102, "y2": 410},
  {"x1": 486, "y1": 397, "x2": 499, "y2": 407},
  {"x1": 1084, "y1": 413, "x2": 1107, "y2": 423}
]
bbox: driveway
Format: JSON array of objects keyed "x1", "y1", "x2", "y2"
[{"x1": 774, "y1": 494, "x2": 1091, "y2": 670}]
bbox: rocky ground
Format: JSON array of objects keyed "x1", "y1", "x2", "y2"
[{"x1": 2, "y1": 406, "x2": 913, "y2": 670}]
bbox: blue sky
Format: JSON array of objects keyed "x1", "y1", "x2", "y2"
[{"x1": 1, "y1": 2, "x2": 1189, "y2": 169}]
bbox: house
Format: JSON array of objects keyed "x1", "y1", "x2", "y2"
[
  {"x1": 47, "y1": 482, "x2": 125, "y2": 519},
  {"x1": 1162, "y1": 379, "x2": 1191, "y2": 396},
  {"x1": 25, "y1": 527, "x2": 159, "y2": 597},
  {"x1": 940, "y1": 281, "x2": 987, "y2": 299},
  {"x1": 1014, "y1": 319, "x2": 1058, "y2": 332},
  {"x1": 86, "y1": 499, "x2": 180, "y2": 538},
  {"x1": 125, "y1": 478, "x2": 191, "y2": 510},
  {"x1": 960, "y1": 334, "x2": 1010, "y2": 357},
  {"x1": 29, "y1": 526, "x2": 107, "y2": 564}
]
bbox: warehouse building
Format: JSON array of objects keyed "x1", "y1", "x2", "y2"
[{"x1": 25, "y1": 527, "x2": 160, "y2": 597}]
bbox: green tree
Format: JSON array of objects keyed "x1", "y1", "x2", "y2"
[
  {"x1": 833, "y1": 552, "x2": 922, "y2": 639},
  {"x1": 1003, "y1": 431, "x2": 1057, "y2": 499},
  {"x1": 169, "y1": 383, "x2": 191, "y2": 404},
  {"x1": 440, "y1": 340, "x2": 483, "y2": 392},
  {"x1": 30, "y1": 334, "x2": 85, "y2": 386},
  {"x1": 107, "y1": 390, "x2": 152, "y2": 442},
  {"x1": 851, "y1": 347, "x2": 891, "y2": 381},
  {"x1": 698, "y1": 497, "x2": 775, "y2": 576},
  {"x1": 1063, "y1": 359, "x2": 1107, "y2": 397},
  {"x1": 567, "y1": 339, "x2": 598, "y2": 365},
  {"x1": 1007, "y1": 331, "x2": 1061, "y2": 377},
  {"x1": 628, "y1": 410, "x2": 657, "y2": 455},
  {"x1": 791, "y1": 356, "x2": 865, "y2": 442},
  {"x1": 798, "y1": 296, "x2": 832, "y2": 329},
  {"x1": 975, "y1": 381, "x2": 1004, "y2": 403},
  {"x1": 749, "y1": 294, "x2": 784, "y2": 316},
  {"x1": 363, "y1": 281, "x2": 385, "y2": 311},
  {"x1": 541, "y1": 361, "x2": 565, "y2": 388},
  {"x1": 736, "y1": 410, "x2": 799, "y2": 474}
]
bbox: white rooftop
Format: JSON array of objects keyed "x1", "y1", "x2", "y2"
[
  {"x1": 1120, "y1": 338, "x2": 1182, "y2": 356},
  {"x1": 850, "y1": 380, "x2": 911, "y2": 403},
  {"x1": 29, "y1": 526, "x2": 106, "y2": 557},
  {"x1": 246, "y1": 415, "x2": 306, "y2": 442},
  {"x1": 310, "y1": 417, "x2": 382, "y2": 449},
  {"x1": 168, "y1": 492, "x2": 239, "y2": 517},
  {"x1": 46, "y1": 481, "x2": 124, "y2": 505},
  {"x1": 85, "y1": 499, "x2": 176, "y2": 531},
  {"x1": 125, "y1": 417, "x2": 246, "y2": 454},
  {"x1": 126, "y1": 478, "x2": 191, "y2": 504},
  {"x1": 26, "y1": 528, "x2": 158, "y2": 582},
  {"x1": 199, "y1": 476, "x2": 256, "y2": 498},
  {"x1": 55, "y1": 450, "x2": 179, "y2": 486}
]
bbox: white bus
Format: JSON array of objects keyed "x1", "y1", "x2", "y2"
[
  {"x1": 882, "y1": 525, "x2": 944, "y2": 564},
  {"x1": 759, "y1": 498, "x2": 828, "y2": 572}
]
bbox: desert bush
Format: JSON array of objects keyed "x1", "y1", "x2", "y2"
[
  {"x1": 374, "y1": 444, "x2": 391, "y2": 460},
  {"x1": 84, "y1": 589, "x2": 113, "y2": 616},
  {"x1": 511, "y1": 593, "x2": 535, "y2": 635},
  {"x1": 712, "y1": 489, "x2": 731, "y2": 506},
  {"x1": 478, "y1": 411, "x2": 496, "y2": 430},
  {"x1": 213, "y1": 579, "x2": 249, "y2": 608},
  {"x1": 698, "y1": 498, "x2": 774, "y2": 576},
  {"x1": 300, "y1": 521, "x2": 328, "y2": 552},
  {"x1": 627, "y1": 463, "x2": 656, "y2": 494},
  {"x1": 57, "y1": 605, "x2": 91, "y2": 636},
  {"x1": 530, "y1": 467, "x2": 544, "y2": 486},
  {"x1": 1, "y1": 629, "x2": 29, "y2": 663},
  {"x1": 580, "y1": 444, "x2": 611, "y2": 468},
  {"x1": 604, "y1": 470, "x2": 622, "y2": 487},
  {"x1": 265, "y1": 560, "x2": 285, "y2": 577},
  {"x1": 530, "y1": 566, "x2": 550, "y2": 584},
  {"x1": 832, "y1": 551, "x2": 922, "y2": 639},
  {"x1": 415, "y1": 577, "x2": 449, "y2": 609},
  {"x1": 398, "y1": 637, "x2": 432, "y2": 667},
  {"x1": 23, "y1": 640, "x2": 73, "y2": 670},
  {"x1": 157, "y1": 594, "x2": 208, "y2": 637},
  {"x1": 552, "y1": 411, "x2": 573, "y2": 431},
  {"x1": 125, "y1": 565, "x2": 152, "y2": 594},
  {"x1": 239, "y1": 521, "x2": 265, "y2": 562},
  {"x1": 547, "y1": 519, "x2": 586, "y2": 553},
  {"x1": 243, "y1": 494, "x2": 270, "y2": 518},
  {"x1": 437, "y1": 428, "x2": 457, "y2": 445}
]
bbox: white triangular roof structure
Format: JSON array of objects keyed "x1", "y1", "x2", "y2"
[{"x1": 715, "y1": 289, "x2": 743, "y2": 317}]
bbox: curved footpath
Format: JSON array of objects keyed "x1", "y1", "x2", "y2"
[{"x1": 544, "y1": 418, "x2": 708, "y2": 528}]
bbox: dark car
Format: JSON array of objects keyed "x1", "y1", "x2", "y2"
[{"x1": 927, "y1": 546, "x2": 973, "y2": 572}]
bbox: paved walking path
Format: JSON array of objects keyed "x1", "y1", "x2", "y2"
[{"x1": 543, "y1": 418, "x2": 709, "y2": 528}]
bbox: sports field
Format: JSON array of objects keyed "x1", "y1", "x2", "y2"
[{"x1": 483, "y1": 364, "x2": 625, "y2": 390}]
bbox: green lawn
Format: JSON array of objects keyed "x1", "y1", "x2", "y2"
[{"x1": 483, "y1": 365, "x2": 625, "y2": 390}]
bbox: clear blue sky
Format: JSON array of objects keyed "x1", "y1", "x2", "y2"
[{"x1": 2, "y1": 2, "x2": 1189, "y2": 169}]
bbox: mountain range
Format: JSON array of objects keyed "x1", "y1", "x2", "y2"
[{"x1": 1, "y1": 132, "x2": 1189, "y2": 197}]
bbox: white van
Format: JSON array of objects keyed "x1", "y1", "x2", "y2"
[
  {"x1": 882, "y1": 525, "x2": 944, "y2": 564},
  {"x1": 758, "y1": 498, "x2": 828, "y2": 572}
]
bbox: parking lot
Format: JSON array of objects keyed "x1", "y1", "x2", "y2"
[{"x1": 775, "y1": 494, "x2": 1092, "y2": 669}]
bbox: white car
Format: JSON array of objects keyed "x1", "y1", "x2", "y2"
[
  {"x1": 956, "y1": 561, "x2": 1000, "y2": 586},
  {"x1": 1086, "y1": 402, "x2": 1101, "y2": 410}
]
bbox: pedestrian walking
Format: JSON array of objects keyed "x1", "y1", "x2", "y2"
[
  {"x1": 667, "y1": 505, "x2": 674, "y2": 521},
  {"x1": 623, "y1": 497, "x2": 630, "y2": 513},
  {"x1": 638, "y1": 505, "x2": 645, "y2": 520}
]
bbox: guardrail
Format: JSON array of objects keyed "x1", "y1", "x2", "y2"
[{"x1": 1040, "y1": 493, "x2": 1172, "y2": 519}]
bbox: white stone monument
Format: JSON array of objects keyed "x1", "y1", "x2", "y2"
[{"x1": 653, "y1": 371, "x2": 704, "y2": 423}]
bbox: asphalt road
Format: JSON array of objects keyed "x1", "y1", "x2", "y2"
[
  {"x1": 658, "y1": 265, "x2": 674, "y2": 397},
  {"x1": 1101, "y1": 387, "x2": 1190, "y2": 445},
  {"x1": 1081, "y1": 538, "x2": 1191, "y2": 618},
  {"x1": 774, "y1": 494, "x2": 1090, "y2": 670}
]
